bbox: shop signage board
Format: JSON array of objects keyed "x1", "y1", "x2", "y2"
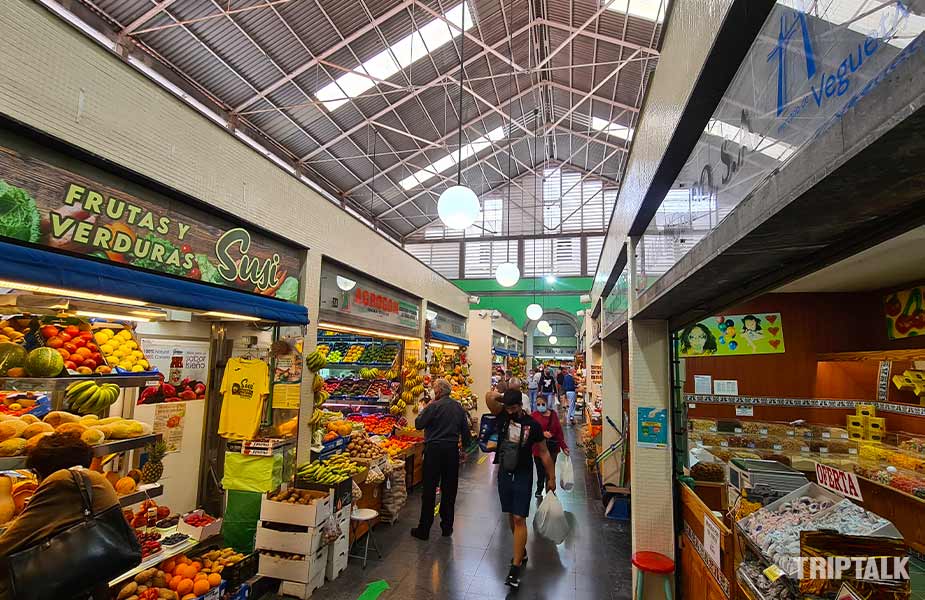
[
  {"x1": 318, "y1": 262, "x2": 420, "y2": 333},
  {"x1": 679, "y1": 313, "x2": 785, "y2": 357},
  {"x1": 703, "y1": 515, "x2": 722, "y2": 569},
  {"x1": 589, "y1": 365, "x2": 602, "y2": 384},
  {"x1": 140, "y1": 339, "x2": 210, "y2": 387},
  {"x1": 814, "y1": 462, "x2": 864, "y2": 502},
  {"x1": 0, "y1": 144, "x2": 303, "y2": 300},
  {"x1": 636, "y1": 406, "x2": 668, "y2": 449},
  {"x1": 884, "y1": 285, "x2": 925, "y2": 339},
  {"x1": 428, "y1": 305, "x2": 467, "y2": 339},
  {"x1": 643, "y1": 3, "x2": 924, "y2": 292}
]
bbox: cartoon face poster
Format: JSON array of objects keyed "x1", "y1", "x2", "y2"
[{"x1": 678, "y1": 313, "x2": 785, "y2": 357}]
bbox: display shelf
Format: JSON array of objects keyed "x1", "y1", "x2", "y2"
[
  {"x1": 92, "y1": 433, "x2": 162, "y2": 456},
  {"x1": 817, "y1": 349, "x2": 925, "y2": 362},
  {"x1": 0, "y1": 374, "x2": 159, "y2": 392},
  {"x1": 323, "y1": 362, "x2": 393, "y2": 370},
  {"x1": 0, "y1": 456, "x2": 27, "y2": 470},
  {"x1": 109, "y1": 536, "x2": 203, "y2": 586},
  {"x1": 118, "y1": 482, "x2": 163, "y2": 507}
]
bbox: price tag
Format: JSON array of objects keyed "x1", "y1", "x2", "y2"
[
  {"x1": 787, "y1": 431, "x2": 795, "y2": 437},
  {"x1": 689, "y1": 403, "x2": 696, "y2": 409},
  {"x1": 773, "y1": 444, "x2": 783, "y2": 451},
  {"x1": 721, "y1": 441, "x2": 729, "y2": 447},
  {"x1": 840, "y1": 433, "x2": 849, "y2": 439},
  {"x1": 801, "y1": 446, "x2": 810, "y2": 453},
  {"x1": 763, "y1": 565, "x2": 785, "y2": 582},
  {"x1": 735, "y1": 427, "x2": 743, "y2": 433},
  {"x1": 822, "y1": 432, "x2": 831, "y2": 439},
  {"x1": 145, "y1": 380, "x2": 161, "y2": 387},
  {"x1": 820, "y1": 447, "x2": 829, "y2": 454},
  {"x1": 710, "y1": 427, "x2": 717, "y2": 432},
  {"x1": 760, "y1": 429, "x2": 768, "y2": 436},
  {"x1": 849, "y1": 448, "x2": 858, "y2": 455}
]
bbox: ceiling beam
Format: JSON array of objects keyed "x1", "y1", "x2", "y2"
[
  {"x1": 549, "y1": 50, "x2": 640, "y2": 131},
  {"x1": 232, "y1": 0, "x2": 415, "y2": 113},
  {"x1": 538, "y1": 19, "x2": 660, "y2": 56},
  {"x1": 546, "y1": 81, "x2": 638, "y2": 114},
  {"x1": 121, "y1": 0, "x2": 177, "y2": 35}
]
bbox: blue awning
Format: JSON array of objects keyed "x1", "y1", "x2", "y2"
[
  {"x1": 0, "y1": 240, "x2": 309, "y2": 324},
  {"x1": 493, "y1": 347, "x2": 515, "y2": 357},
  {"x1": 431, "y1": 331, "x2": 469, "y2": 346}
]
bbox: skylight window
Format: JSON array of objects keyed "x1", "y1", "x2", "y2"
[
  {"x1": 777, "y1": 0, "x2": 925, "y2": 49},
  {"x1": 316, "y1": 2, "x2": 474, "y2": 111},
  {"x1": 591, "y1": 117, "x2": 634, "y2": 141},
  {"x1": 399, "y1": 126, "x2": 506, "y2": 190},
  {"x1": 604, "y1": 0, "x2": 666, "y2": 23},
  {"x1": 706, "y1": 119, "x2": 795, "y2": 162}
]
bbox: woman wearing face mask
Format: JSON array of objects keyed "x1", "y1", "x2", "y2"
[{"x1": 531, "y1": 396, "x2": 568, "y2": 500}]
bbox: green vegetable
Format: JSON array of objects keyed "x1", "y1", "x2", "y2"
[
  {"x1": 195, "y1": 254, "x2": 225, "y2": 285},
  {"x1": 275, "y1": 276, "x2": 299, "y2": 302},
  {"x1": 131, "y1": 234, "x2": 186, "y2": 276},
  {"x1": 0, "y1": 180, "x2": 40, "y2": 243}
]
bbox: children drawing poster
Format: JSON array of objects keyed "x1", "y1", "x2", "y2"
[{"x1": 678, "y1": 313, "x2": 785, "y2": 357}]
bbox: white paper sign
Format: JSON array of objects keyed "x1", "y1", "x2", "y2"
[
  {"x1": 694, "y1": 375, "x2": 713, "y2": 395},
  {"x1": 714, "y1": 380, "x2": 738, "y2": 395},
  {"x1": 703, "y1": 515, "x2": 722, "y2": 567},
  {"x1": 735, "y1": 405, "x2": 754, "y2": 417}
]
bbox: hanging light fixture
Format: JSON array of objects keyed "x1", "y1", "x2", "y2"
[
  {"x1": 526, "y1": 303, "x2": 543, "y2": 321},
  {"x1": 537, "y1": 320, "x2": 552, "y2": 335},
  {"x1": 525, "y1": 107, "x2": 543, "y2": 322},
  {"x1": 495, "y1": 5, "x2": 519, "y2": 288},
  {"x1": 438, "y1": 6, "x2": 479, "y2": 230},
  {"x1": 548, "y1": 335, "x2": 558, "y2": 345}
]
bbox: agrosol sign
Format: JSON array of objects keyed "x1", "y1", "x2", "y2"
[{"x1": 0, "y1": 144, "x2": 302, "y2": 301}]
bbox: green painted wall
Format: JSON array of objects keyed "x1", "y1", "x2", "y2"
[{"x1": 451, "y1": 277, "x2": 591, "y2": 329}]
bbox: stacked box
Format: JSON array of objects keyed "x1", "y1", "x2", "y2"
[
  {"x1": 846, "y1": 415, "x2": 864, "y2": 429},
  {"x1": 856, "y1": 404, "x2": 876, "y2": 418},
  {"x1": 325, "y1": 507, "x2": 351, "y2": 581}
]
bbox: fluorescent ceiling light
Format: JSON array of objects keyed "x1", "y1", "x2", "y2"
[
  {"x1": 590, "y1": 117, "x2": 634, "y2": 141},
  {"x1": 316, "y1": 2, "x2": 474, "y2": 111},
  {"x1": 0, "y1": 280, "x2": 148, "y2": 306},
  {"x1": 777, "y1": 0, "x2": 925, "y2": 49},
  {"x1": 400, "y1": 126, "x2": 506, "y2": 190},
  {"x1": 426, "y1": 309, "x2": 438, "y2": 321},
  {"x1": 199, "y1": 311, "x2": 262, "y2": 321},
  {"x1": 706, "y1": 119, "x2": 795, "y2": 161},
  {"x1": 604, "y1": 0, "x2": 666, "y2": 23},
  {"x1": 74, "y1": 310, "x2": 154, "y2": 323}
]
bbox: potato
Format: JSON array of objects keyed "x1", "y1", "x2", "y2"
[
  {"x1": 19, "y1": 414, "x2": 38, "y2": 424},
  {"x1": 117, "y1": 582, "x2": 137, "y2": 600}
]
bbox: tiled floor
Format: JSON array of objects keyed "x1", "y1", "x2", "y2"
[{"x1": 303, "y1": 422, "x2": 633, "y2": 600}]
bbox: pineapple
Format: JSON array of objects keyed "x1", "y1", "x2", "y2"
[{"x1": 141, "y1": 440, "x2": 167, "y2": 483}]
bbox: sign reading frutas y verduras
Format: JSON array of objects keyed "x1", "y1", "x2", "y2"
[
  {"x1": 678, "y1": 313, "x2": 785, "y2": 357},
  {"x1": 0, "y1": 145, "x2": 302, "y2": 300}
]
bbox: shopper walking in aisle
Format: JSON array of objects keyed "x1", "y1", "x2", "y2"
[
  {"x1": 540, "y1": 367, "x2": 557, "y2": 410},
  {"x1": 0, "y1": 432, "x2": 126, "y2": 600},
  {"x1": 527, "y1": 368, "x2": 540, "y2": 412},
  {"x1": 555, "y1": 368, "x2": 566, "y2": 409},
  {"x1": 486, "y1": 389, "x2": 557, "y2": 589},
  {"x1": 531, "y1": 395, "x2": 568, "y2": 499},
  {"x1": 563, "y1": 368, "x2": 578, "y2": 425},
  {"x1": 411, "y1": 378, "x2": 471, "y2": 540}
]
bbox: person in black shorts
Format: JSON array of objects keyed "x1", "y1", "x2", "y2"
[{"x1": 485, "y1": 389, "x2": 556, "y2": 589}]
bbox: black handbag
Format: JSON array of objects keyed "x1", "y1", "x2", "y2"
[{"x1": 6, "y1": 469, "x2": 142, "y2": 600}]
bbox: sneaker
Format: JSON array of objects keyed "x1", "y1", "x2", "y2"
[
  {"x1": 505, "y1": 564, "x2": 521, "y2": 588},
  {"x1": 510, "y1": 554, "x2": 527, "y2": 566},
  {"x1": 410, "y1": 527, "x2": 429, "y2": 541},
  {"x1": 441, "y1": 528, "x2": 453, "y2": 537}
]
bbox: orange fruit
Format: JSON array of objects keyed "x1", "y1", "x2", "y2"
[
  {"x1": 168, "y1": 575, "x2": 182, "y2": 590},
  {"x1": 193, "y1": 580, "x2": 210, "y2": 596},
  {"x1": 191, "y1": 561, "x2": 202, "y2": 572},
  {"x1": 194, "y1": 573, "x2": 207, "y2": 581},
  {"x1": 179, "y1": 556, "x2": 191, "y2": 565},
  {"x1": 177, "y1": 578, "x2": 194, "y2": 596},
  {"x1": 207, "y1": 573, "x2": 221, "y2": 587},
  {"x1": 162, "y1": 560, "x2": 176, "y2": 574},
  {"x1": 181, "y1": 595, "x2": 196, "y2": 600}
]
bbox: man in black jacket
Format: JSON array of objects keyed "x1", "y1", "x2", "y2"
[{"x1": 411, "y1": 378, "x2": 471, "y2": 540}]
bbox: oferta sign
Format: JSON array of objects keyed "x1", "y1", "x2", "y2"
[{"x1": 0, "y1": 144, "x2": 302, "y2": 300}]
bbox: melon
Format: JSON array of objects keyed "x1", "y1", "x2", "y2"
[
  {"x1": 24, "y1": 347, "x2": 64, "y2": 377},
  {"x1": 0, "y1": 342, "x2": 27, "y2": 376}
]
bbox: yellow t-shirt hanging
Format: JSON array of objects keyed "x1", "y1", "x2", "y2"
[{"x1": 219, "y1": 357, "x2": 270, "y2": 440}]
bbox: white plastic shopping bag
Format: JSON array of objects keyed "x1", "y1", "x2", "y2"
[
  {"x1": 557, "y1": 452, "x2": 574, "y2": 491},
  {"x1": 533, "y1": 491, "x2": 569, "y2": 544}
]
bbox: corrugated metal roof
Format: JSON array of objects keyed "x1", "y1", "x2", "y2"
[{"x1": 73, "y1": 0, "x2": 666, "y2": 238}]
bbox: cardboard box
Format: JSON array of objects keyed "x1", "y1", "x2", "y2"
[
  {"x1": 856, "y1": 404, "x2": 876, "y2": 418},
  {"x1": 260, "y1": 489, "x2": 332, "y2": 527},
  {"x1": 867, "y1": 432, "x2": 884, "y2": 443},
  {"x1": 300, "y1": 480, "x2": 353, "y2": 512},
  {"x1": 847, "y1": 426, "x2": 865, "y2": 440},
  {"x1": 255, "y1": 524, "x2": 323, "y2": 555},
  {"x1": 866, "y1": 417, "x2": 886, "y2": 432},
  {"x1": 178, "y1": 510, "x2": 223, "y2": 541},
  {"x1": 259, "y1": 553, "x2": 311, "y2": 583},
  {"x1": 846, "y1": 415, "x2": 864, "y2": 429},
  {"x1": 277, "y1": 569, "x2": 324, "y2": 598},
  {"x1": 325, "y1": 544, "x2": 348, "y2": 581}
]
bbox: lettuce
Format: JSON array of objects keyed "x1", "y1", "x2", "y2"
[
  {"x1": 196, "y1": 254, "x2": 225, "y2": 286},
  {"x1": 275, "y1": 276, "x2": 299, "y2": 302},
  {"x1": 0, "y1": 180, "x2": 40, "y2": 243}
]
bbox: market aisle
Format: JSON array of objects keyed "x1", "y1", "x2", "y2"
[{"x1": 309, "y1": 422, "x2": 632, "y2": 600}]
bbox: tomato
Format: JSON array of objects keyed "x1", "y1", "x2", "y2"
[
  {"x1": 181, "y1": 244, "x2": 193, "y2": 254},
  {"x1": 40, "y1": 325, "x2": 59, "y2": 339},
  {"x1": 188, "y1": 267, "x2": 201, "y2": 280},
  {"x1": 64, "y1": 325, "x2": 80, "y2": 337},
  {"x1": 92, "y1": 352, "x2": 103, "y2": 364},
  {"x1": 45, "y1": 336, "x2": 64, "y2": 349}
]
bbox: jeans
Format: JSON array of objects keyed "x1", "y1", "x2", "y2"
[
  {"x1": 566, "y1": 391, "x2": 577, "y2": 422},
  {"x1": 534, "y1": 449, "x2": 558, "y2": 494},
  {"x1": 418, "y1": 443, "x2": 460, "y2": 532},
  {"x1": 528, "y1": 389, "x2": 538, "y2": 412}
]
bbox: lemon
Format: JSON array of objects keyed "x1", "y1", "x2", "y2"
[
  {"x1": 101, "y1": 328, "x2": 116, "y2": 338},
  {"x1": 138, "y1": 359, "x2": 150, "y2": 369},
  {"x1": 118, "y1": 361, "x2": 134, "y2": 370},
  {"x1": 131, "y1": 350, "x2": 144, "y2": 359},
  {"x1": 99, "y1": 344, "x2": 115, "y2": 355},
  {"x1": 131, "y1": 365, "x2": 145, "y2": 372},
  {"x1": 124, "y1": 340, "x2": 138, "y2": 350},
  {"x1": 118, "y1": 330, "x2": 133, "y2": 341}
]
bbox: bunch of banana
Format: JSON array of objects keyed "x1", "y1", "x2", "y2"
[
  {"x1": 309, "y1": 408, "x2": 323, "y2": 426},
  {"x1": 64, "y1": 380, "x2": 121, "y2": 415},
  {"x1": 296, "y1": 454, "x2": 363, "y2": 484},
  {"x1": 384, "y1": 369, "x2": 398, "y2": 380},
  {"x1": 415, "y1": 360, "x2": 427, "y2": 370},
  {"x1": 358, "y1": 368, "x2": 377, "y2": 380},
  {"x1": 305, "y1": 349, "x2": 328, "y2": 372}
]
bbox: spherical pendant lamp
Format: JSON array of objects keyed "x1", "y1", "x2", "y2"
[
  {"x1": 537, "y1": 320, "x2": 552, "y2": 335},
  {"x1": 525, "y1": 303, "x2": 543, "y2": 321},
  {"x1": 548, "y1": 336, "x2": 558, "y2": 345},
  {"x1": 438, "y1": 185, "x2": 480, "y2": 230},
  {"x1": 495, "y1": 262, "x2": 520, "y2": 287}
]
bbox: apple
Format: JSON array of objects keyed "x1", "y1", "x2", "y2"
[
  {"x1": 64, "y1": 361, "x2": 77, "y2": 371},
  {"x1": 75, "y1": 347, "x2": 92, "y2": 358},
  {"x1": 63, "y1": 342, "x2": 77, "y2": 354},
  {"x1": 58, "y1": 332, "x2": 72, "y2": 343},
  {"x1": 86, "y1": 343, "x2": 99, "y2": 352},
  {"x1": 46, "y1": 336, "x2": 64, "y2": 349},
  {"x1": 40, "y1": 325, "x2": 59, "y2": 339},
  {"x1": 69, "y1": 354, "x2": 84, "y2": 366},
  {"x1": 72, "y1": 337, "x2": 87, "y2": 348},
  {"x1": 76, "y1": 366, "x2": 92, "y2": 375},
  {"x1": 79, "y1": 331, "x2": 93, "y2": 340},
  {"x1": 83, "y1": 358, "x2": 97, "y2": 370},
  {"x1": 57, "y1": 348, "x2": 71, "y2": 360},
  {"x1": 95, "y1": 365, "x2": 113, "y2": 374},
  {"x1": 91, "y1": 352, "x2": 103, "y2": 364},
  {"x1": 64, "y1": 325, "x2": 80, "y2": 336}
]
